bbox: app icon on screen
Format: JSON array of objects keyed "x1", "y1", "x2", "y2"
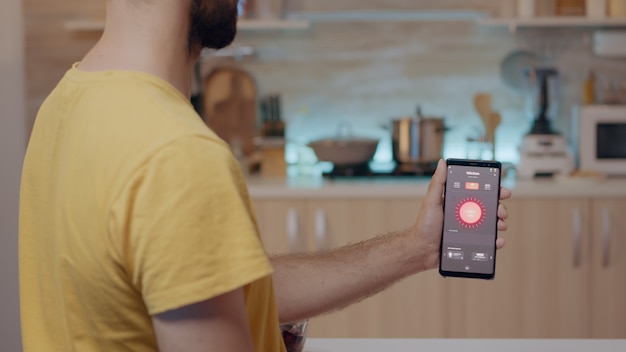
[{"x1": 465, "y1": 182, "x2": 479, "y2": 190}]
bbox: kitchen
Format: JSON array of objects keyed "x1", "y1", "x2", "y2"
[
  {"x1": 224, "y1": 0, "x2": 626, "y2": 343},
  {"x1": 2, "y1": 0, "x2": 626, "y2": 351}
]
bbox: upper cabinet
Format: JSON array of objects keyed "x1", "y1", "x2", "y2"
[{"x1": 480, "y1": 0, "x2": 626, "y2": 32}]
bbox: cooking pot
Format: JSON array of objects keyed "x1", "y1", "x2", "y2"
[
  {"x1": 390, "y1": 108, "x2": 446, "y2": 164},
  {"x1": 308, "y1": 122, "x2": 379, "y2": 166}
]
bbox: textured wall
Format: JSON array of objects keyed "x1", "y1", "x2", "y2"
[
  {"x1": 233, "y1": 20, "x2": 523, "y2": 163},
  {"x1": 233, "y1": 22, "x2": 626, "y2": 164}
]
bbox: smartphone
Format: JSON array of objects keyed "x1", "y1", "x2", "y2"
[{"x1": 439, "y1": 158, "x2": 502, "y2": 280}]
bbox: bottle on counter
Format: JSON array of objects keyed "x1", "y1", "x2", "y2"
[
  {"x1": 583, "y1": 70, "x2": 596, "y2": 105},
  {"x1": 518, "y1": 0, "x2": 536, "y2": 18},
  {"x1": 587, "y1": 0, "x2": 608, "y2": 17},
  {"x1": 536, "y1": 0, "x2": 556, "y2": 17}
]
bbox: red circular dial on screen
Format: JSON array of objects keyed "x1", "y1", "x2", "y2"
[{"x1": 456, "y1": 197, "x2": 486, "y2": 229}]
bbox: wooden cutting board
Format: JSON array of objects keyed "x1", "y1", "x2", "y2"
[{"x1": 202, "y1": 66, "x2": 258, "y2": 155}]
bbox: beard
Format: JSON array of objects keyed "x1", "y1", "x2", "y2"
[{"x1": 188, "y1": 0, "x2": 238, "y2": 52}]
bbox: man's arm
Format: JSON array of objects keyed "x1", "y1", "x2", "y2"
[
  {"x1": 271, "y1": 159, "x2": 511, "y2": 324},
  {"x1": 152, "y1": 288, "x2": 255, "y2": 352},
  {"x1": 270, "y1": 227, "x2": 432, "y2": 324}
]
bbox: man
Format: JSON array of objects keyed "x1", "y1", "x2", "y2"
[{"x1": 19, "y1": 0, "x2": 511, "y2": 351}]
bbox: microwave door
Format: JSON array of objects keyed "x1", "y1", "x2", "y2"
[
  {"x1": 579, "y1": 106, "x2": 626, "y2": 176},
  {"x1": 596, "y1": 123, "x2": 626, "y2": 160}
]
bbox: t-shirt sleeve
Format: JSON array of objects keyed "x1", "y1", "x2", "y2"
[{"x1": 111, "y1": 136, "x2": 272, "y2": 315}]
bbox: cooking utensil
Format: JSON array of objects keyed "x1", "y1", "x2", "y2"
[
  {"x1": 473, "y1": 93, "x2": 495, "y2": 140},
  {"x1": 388, "y1": 107, "x2": 446, "y2": 164},
  {"x1": 473, "y1": 93, "x2": 492, "y2": 126},
  {"x1": 203, "y1": 66, "x2": 258, "y2": 155},
  {"x1": 308, "y1": 138, "x2": 379, "y2": 166},
  {"x1": 308, "y1": 123, "x2": 379, "y2": 166},
  {"x1": 487, "y1": 111, "x2": 501, "y2": 159},
  {"x1": 473, "y1": 94, "x2": 502, "y2": 159}
]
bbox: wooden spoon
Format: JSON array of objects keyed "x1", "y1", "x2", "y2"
[
  {"x1": 473, "y1": 93, "x2": 492, "y2": 139},
  {"x1": 487, "y1": 111, "x2": 501, "y2": 160}
]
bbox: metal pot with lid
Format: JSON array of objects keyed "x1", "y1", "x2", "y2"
[{"x1": 391, "y1": 106, "x2": 446, "y2": 164}]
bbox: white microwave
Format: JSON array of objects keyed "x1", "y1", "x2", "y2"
[{"x1": 577, "y1": 105, "x2": 626, "y2": 176}]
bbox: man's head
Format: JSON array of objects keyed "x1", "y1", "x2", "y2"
[{"x1": 188, "y1": 0, "x2": 238, "y2": 52}]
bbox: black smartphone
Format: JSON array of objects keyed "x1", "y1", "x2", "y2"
[{"x1": 439, "y1": 158, "x2": 502, "y2": 280}]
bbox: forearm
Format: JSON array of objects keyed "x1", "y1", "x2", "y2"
[{"x1": 270, "y1": 225, "x2": 438, "y2": 324}]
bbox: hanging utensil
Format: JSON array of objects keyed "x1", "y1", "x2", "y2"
[
  {"x1": 473, "y1": 93, "x2": 492, "y2": 138},
  {"x1": 487, "y1": 111, "x2": 502, "y2": 159}
]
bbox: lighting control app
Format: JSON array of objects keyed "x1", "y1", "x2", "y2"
[{"x1": 440, "y1": 161, "x2": 501, "y2": 279}]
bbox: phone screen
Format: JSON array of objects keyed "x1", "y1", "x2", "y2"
[{"x1": 439, "y1": 159, "x2": 502, "y2": 280}]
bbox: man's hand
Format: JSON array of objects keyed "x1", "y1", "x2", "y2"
[{"x1": 410, "y1": 159, "x2": 512, "y2": 270}]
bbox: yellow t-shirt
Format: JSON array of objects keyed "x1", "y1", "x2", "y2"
[{"x1": 19, "y1": 64, "x2": 286, "y2": 352}]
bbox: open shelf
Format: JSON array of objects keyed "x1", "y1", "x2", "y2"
[
  {"x1": 479, "y1": 16, "x2": 626, "y2": 32},
  {"x1": 64, "y1": 19, "x2": 311, "y2": 32},
  {"x1": 64, "y1": 10, "x2": 494, "y2": 33},
  {"x1": 287, "y1": 9, "x2": 489, "y2": 22}
]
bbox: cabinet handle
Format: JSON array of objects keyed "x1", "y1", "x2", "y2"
[
  {"x1": 314, "y1": 208, "x2": 331, "y2": 251},
  {"x1": 573, "y1": 207, "x2": 583, "y2": 268},
  {"x1": 286, "y1": 207, "x2": 303, "y2": 253},
  {"x1": 602, "y1": 208, "x2": 612, "y2": 268}
]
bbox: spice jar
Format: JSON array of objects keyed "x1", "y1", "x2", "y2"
[
  {"x1": 609, "y1": 0, "x2": 626, "y2": 17},
  {"x1": 555, "y1": 0, "x2": 586, "y2": 15}
]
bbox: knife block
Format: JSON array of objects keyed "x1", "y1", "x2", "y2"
[{"x1": 256, "y1": 138, "x2": 287, "y2": 178}]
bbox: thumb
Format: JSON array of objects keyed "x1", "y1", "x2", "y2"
[{"x1": 424, "y1": 159, "x2": 446, "y2": 207}]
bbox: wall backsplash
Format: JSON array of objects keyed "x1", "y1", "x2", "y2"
[
  {"x1": 25, "y1": 0, "x2": 626, "y2": 167},
  {"x1": 228, "y1": 21, "x2": 625, "y2": 166}
]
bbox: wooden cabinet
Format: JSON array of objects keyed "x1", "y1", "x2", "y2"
[
  {"x1": 590, "y1": 199, "x2": 626, "y2": 338},
  {"x1": 446, "y1": 199, "x2": 591, "y2": 338},
  {"x1": 447, "y1": 197, "x2": 626, "y2": 338},
  {"x1": 252, "y1": 197, "x2": 447, "y2": 338},
  {"x1": 252, "y1": 195, "x2": 626, "y2": 339},
  {"x1": 253, "y1": 199, "x2": 306, "y2": 255}
]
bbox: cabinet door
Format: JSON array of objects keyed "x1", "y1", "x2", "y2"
[
  {"x1": 252, "y1": 199, "x2": 307, "y2": 255},
  {"x1": 446, "y1": 199, "x2": 591, "y2": 338},
  {"x1": 590, "y1": 199, "x2": 626, "y2": 338},
  {"x1": 303, "y1": 199, "x2": 447, "y2": 338}
]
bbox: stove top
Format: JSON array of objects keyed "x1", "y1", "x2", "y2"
[{"x1": 322, "y1": 162, "x2": 438, "y2": 179}]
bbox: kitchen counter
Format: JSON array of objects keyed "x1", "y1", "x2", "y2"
[
  {"x1": 247, "y1": 175, "x2": 626, "y2": 199},
  {"x1": 304, "y1": 338, "x2": 626, "y2": 352}
]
